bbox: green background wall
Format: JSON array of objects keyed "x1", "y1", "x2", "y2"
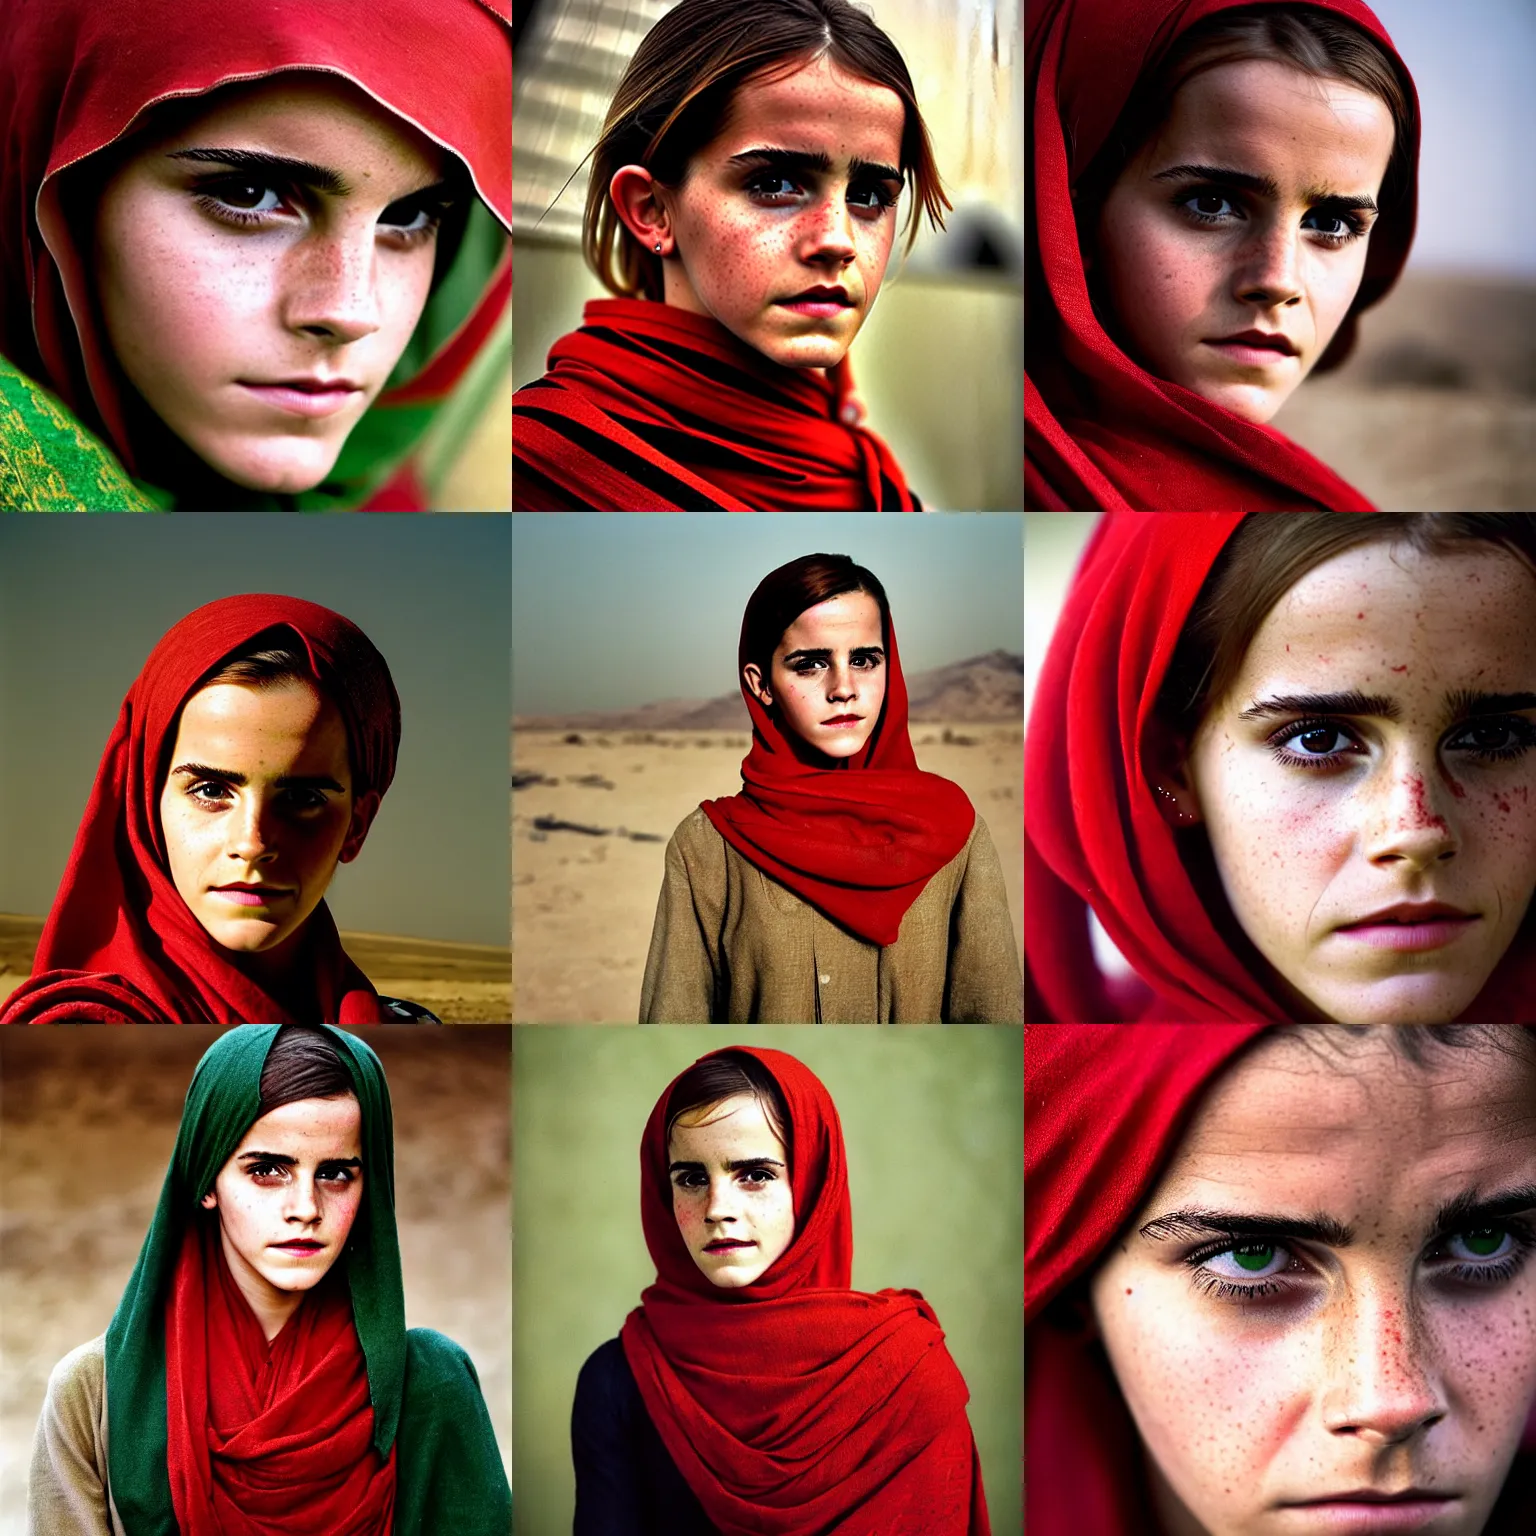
[{"x1": 513, "y1": 1024, "x2": 1022, "y2": 1534}]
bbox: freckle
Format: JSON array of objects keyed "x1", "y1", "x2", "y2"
[
  {"x1": 1496, "y1": 796, "x2": 1512, "y2": 813},
  {"x1": 1391, "y1": 664, "x2": 1408, "y2": 673},
  {"x1": 1125, "y1": 1288, "x2": 1133, "y2": 1295},
  {"x1": 1357, "y1": 612, "x2": 1364, "y2": 619}
]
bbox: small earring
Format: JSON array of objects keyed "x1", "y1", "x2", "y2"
[{"x1": 654, "y1": 242, "x2": 663, "y2": 253}]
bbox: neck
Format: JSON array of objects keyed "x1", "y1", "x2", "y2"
[
  {"x1": 216, "y1": 1224, "x2": 305, "y2": 1343},
  {"x1": 228, "y1": 922, "x2": 314, "y2": 1017}
]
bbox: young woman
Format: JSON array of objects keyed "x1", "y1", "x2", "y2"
[
  {"x1": 573, "y1": 1045, "x2": 991, "y2": 1534},
  {"x1": 0, "y1": 593, "x2": 438, "y2": 1024},
  {"x1": 1026, "y1": 0, "x2": 1420, "y2": 510},
  {"x1": 641, "y1": 553, "x2": 1021, "y2": 1023},
  {"x1": 0, "y1": 0, "x2": 510, "y2": 510},
  {"x1": 1025, "y1": 1022, "x2": 1536, "y2": 1536},
  {"x1": 28, "y1": 1023, "x2": 510, "y2": 1534},
  {"x1": 512, "y1": 0, "x2": 947, "y2": 511},
  {"x1": 1025, "y1": 513, "x2": 1536, "y2": 1024}
]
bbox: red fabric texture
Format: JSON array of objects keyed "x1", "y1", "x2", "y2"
[
  {"x1": 1024, "y1": 1023, "x2": 1536, "y2": 1534},
  {"x1": 700, "y1": 613, "x2": 975, "y2": 947},
  {"x1": 165, "y1": 1221, "x2": 397, "y2": 1536},
  {"x1": 0, "y1": 594, "x2": 399, "y2": 1025},
  {"x1": 620, "y1": 1046, "x2": 990, "y2": 1536},
  {"x1": 0, "y1": 0, "x2": 511, "y2": 475},
  {"x1": 1024, "y1": 0, "x2": 1421, "y2": 511},
  {"x1": 512, "y1": 299, "x2": 921, "y2": 510},
  {"x1": 1024, "y1": 512, "x2": 1536, "y2": 1022}
]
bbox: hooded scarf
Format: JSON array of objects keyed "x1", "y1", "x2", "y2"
[
  {"x1": 620, "y1": 1046, "x2": 990, "y2": 1536},
  {"x1": 1024, "y1": 512, "x2": 1536, "y2": 1022},
  {"x1": 1024, "y1": 1023, "x2": 1536, "y2": 1535},
  {"x1": 0, "y1": 595, "x2": 400, "y2": 1025},
  {"x1": 512, "y1": 299, "x2": 921, "y2": 510},
  {"x1": 1025, "y1": 0, "x2": 1421, "y2": 511},
  {"x1": 0, "y1": 0, "x2": 511, "y2": 511},
  {"x1": 699, "y1": 610, "x2": 975, "y2": 947}
]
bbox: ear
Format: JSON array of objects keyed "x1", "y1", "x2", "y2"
[
  {"x1": 609, "y1": 165, "x2": 674, "y2": 257},
  {"x1": 742, "y1": 662, "x2": 772, "y2": 708},
  {"x1": 199, "y1": 1191, "x2": 217, "y2": 1211},
  {"x1": 1142, "y1": 713, "x2": 1204, "y2": 828},
  {"x1": 339, "y1": 789, "x2": 381, "y2": 865}
]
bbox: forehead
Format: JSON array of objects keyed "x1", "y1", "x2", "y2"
[
  {"x1": 1147, "y1": 58, "x2": 1394, "y2": 196},
  {"x1": 1142, "y1": 1031, "x2": 1536, "y2": 1226},
  {"x1": 703, "y1": 53, "x2": 905, "y2": 166},
  {"x1": 1227, "y1": 541, "x2": 1536, "y2": 710},
  {"x1": 235, "y1": 1093, "x2": 362, "y2": 1154},
  {"x1": 668, "y1": 1094, "x2": 784, "y2": 1157},
  {"x1": 778, "y1": 591, "x2": 883, "y2": 649},
  {"x1": 172, "y1": 679, "x2": 350, "y2": 775}
]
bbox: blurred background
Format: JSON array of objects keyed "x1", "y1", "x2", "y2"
[
  {"x1": 513, "y1": 0, "x2": 1023, "y2": 509},
  {"x1": 1269, "y1": 0, "x2": 1536, "y2": 508},
  {"x1": 0, "y1": 517, "x2": 511, "y2": 1022},
  {"x1": 512, "y1": 1023, "x2": 1022, "y2": 1535},
  {"x1": 511, "y1": 512, "x2": 1024, "y2": 1020},
  {"x1": 0, "y1": 1026, "x2": 510, "y2": 1534}
]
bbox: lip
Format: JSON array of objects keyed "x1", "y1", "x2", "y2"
[
  {"x1": 240, "y1": 380, "x2": 365, "y2": 417},
  {"x1": 1335, "y1": 903, "x2": 1479, "y2": 952},
  {"x1": 821, "y1": 714, "x2": 863, "y2": 727},
  {"x1": 703, "y1": 1240, "x2": 757, "y2": 1252},
  {"x1": 1275, "y1": 1496, "x2": 1457, "y2": 1531},
  {"x1": 210, "y1": 884, "x2": 294, "y2": 907},
  {"x1": 778, "y1": 286, "x2": 856, "y2": 319},
  {"x1": 1206, "y1": 329, "x2": 1298, "y2": 356},
  {"x1": 269, "y1": 1240, "x2": 324, "y2": 1253}
]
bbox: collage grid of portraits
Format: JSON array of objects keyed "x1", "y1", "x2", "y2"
[{"x1": 6, "y1": 2, "x2": 1534, "y2": 1535}]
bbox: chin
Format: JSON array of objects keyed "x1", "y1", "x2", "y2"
[
  {"x1": 202, "y1": 918, "x2": 293, "y2": 954},
  {"x1": 751, "y1": 331, "x2": 856, "y2": 371},
  {"x1": 197, "y1": 436, "x2": 345, "y2": 495},
  {"x1": 1303, "y1": 974, "x2": 1483, "y2": 1026}
]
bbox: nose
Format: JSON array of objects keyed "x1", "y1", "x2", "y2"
[
  {"x1": 226, "y1": 794, "x2": 280, "y2": 865},
  {"x1": 800, "y1": 192, "x2": 857, "y2": 272},
  {"x1": 284, "y1": 1172, "x2": 321, "y2": 1226},
  {"x1": 1232, "y1": 213, "x2": 1304, "y2": 311},
  {"x1": 705, "y1": 1176, "x2": 743, "y2": 1226},
  {"x1": 281, "y1": 224, "x2": 382, "y2": 343},
  {"x1": 1320, "y1": 1288, "x2": 1446, "y2": 1447},
  {"x1": 825, "y1": 657, "x2": 860, "y2": 703},
  {"x1": 1363, "y1": 754, "x2": 1459, "y2": 870}
]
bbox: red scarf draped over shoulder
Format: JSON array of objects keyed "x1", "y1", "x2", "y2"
[
  {"x1": 621, "y1": 1046, "x2": 990, "y2": 1536},
  {"x1": 512, "y1": 299, "x2": 921, "y2": 510},
  {"x1": 0, "y1": 594, "x2": 400, "y2": 1025},
  {"x1": 1024, "y1": 514, "x2": 1536, "y2": 1022},
  {"x1": 700, "y1": 614, "x2": 974, "y2": 947},
  {"x1": 1025, "y1": 0, "x2": 1421, "y2": 510},
  {"x1": 166, "y1": 1221, "x2": 396, "y2": 1536}
]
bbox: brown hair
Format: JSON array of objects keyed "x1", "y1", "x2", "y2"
[
  {"x1": 665, "y1": 1050, "x2": 791, "y2": 1156},
  {"x1": 584, "y1": 0, "x2": 950, "y2": 301},
  {"x1": 1158, "y1": 513, "x2": 1536, "y2": 734},
  {"x1": 258, "y1": 1025, "x2": 355, "y2": 1114},
  {"x1": 740, "y1": 552, "x2": 891, "y2": 685}
]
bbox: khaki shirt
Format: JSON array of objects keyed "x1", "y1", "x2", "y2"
[
  {"x1": 640, "y1": 810, "x2": 1022, "y2": 1023},
  {"x1": 28, "y1": 1336, "x2": 128, "y2": 1536}
]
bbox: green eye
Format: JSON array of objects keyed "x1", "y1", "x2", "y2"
[
  {"x1": 1232, "y1": 1244, "x2": 1276, "y2": 1272},
  {"x1": 1457, "y1": 1228, "x2": 1507, "y2": 1258}
]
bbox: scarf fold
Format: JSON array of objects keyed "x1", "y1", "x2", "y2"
[
  {"x1": 1025, "y1": 0, "x2": 1420, "y2": 511},
  {"x1": 700, "y1": 613, "x2": 974, "y2": 948},
  {"x1": 0, "y1": 0, "x2": 511, "y2": 510},
  {"x1": 620, "y1": 1046, "x2": 989, "y2": 1536},
  {"x1": 0, "y1": 594, "x2": 400, "y2": 1025},
  {"x1": 513, "y1": 298, "x2": 921, "y2": 510},
  {"x1": 105, "y1": 1026, "x2": 407, "y2": 1536},
  {"x1": 166, "y1": 1222, "x2": 397, "y2": 1536},
  {"x1": 1023, "y1": 513, "x2": 1536, "y2": 1022}
]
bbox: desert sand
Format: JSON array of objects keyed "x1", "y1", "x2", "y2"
[
  {"x1": 0, "y1": 915, "x2": 510, "y2": 1024},
  {"x1": 0, "y1": 1027, "x2": 509, "y2": 1535},
  {"x1": 512, "y1": 725, "x2": 1023, "y2": 1023}
]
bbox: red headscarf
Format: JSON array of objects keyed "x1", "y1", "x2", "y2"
[
  {"x1": 1024, "y1": 513, "x2": 1536, "y2": 1022},
  {"x1": 620, "y1": 1046, "x2": 991, "y2": 1536},
  {"x1": 1025, "y1": 0, "x2": 1421, "y2": 511},
  {"x1": 0, "y1": 0, "x2": 511, "y2": 507},
  {"x1": 1025, "y1": 1023, "x2": 1536, "y2": 1535},
  {"x1": 700, "y1": 605, "x2": 975, "y2": 947},
  {"x1": 165, "y1": 1221, "x2": 396, "y2": 1536},
  {"x1": 512, "y1": 299, "x2": 921, "y2": 510},
  {"x1": 0, "y1": 594, "x2": 400, "y2": 1025}
]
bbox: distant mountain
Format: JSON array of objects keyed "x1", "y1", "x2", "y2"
[{"x1": 514, "y1": 650, "x2": 1022, "y2": 730}]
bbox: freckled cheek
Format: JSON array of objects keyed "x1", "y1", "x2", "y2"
[{"x1": 1438, "y1": 1296, "x2": 1536, "y2": 1439}]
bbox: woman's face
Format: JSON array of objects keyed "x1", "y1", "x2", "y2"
[
  {"x1": 93, "y1": 73, "x2": 453, "y2": 493},
  {"x1": 669, "y1": 1092, "x2": 795, "y2": 1290},
  {"x1": 159, "y1": 678, "x2": 377, "y2": 962},
  {"x1": 1092, "y1": 59, "x2": 1395, "y2": 424},
  {"x1": 742, "y1": 590, "x2": 888, "y2": 761},
  {"x1": 1090, "y1": 1029, "x2": 1536, "y2": 1536},
  {"x1": 200, "y1": 1094, "x2": 364, "y2": 1322},
  {"x1": 1181, "y1": 541, "x2": 1536, "y2": 1025},
  {"x1": 651, "y1": 53, "x2": 906, "y2": 370}
]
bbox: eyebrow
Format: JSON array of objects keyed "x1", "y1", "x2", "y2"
[
  {"x1": 1152, "y1": 163, "x2": 1378, "y2": 215},
  {"x1": 167, "y1": 147, "x2": 453, "y2": 205},
  {"x1": 726, "y1": 146, "x2": 903, "y2": 185},
  {"x1": 1140, "y1": 1185, "x2": 1536, "y2": 1249},
  {"x1": 1237, "y1": 689, "x2": 1536, "y2": 724},
  {"x1": 667, "y1": 1158, "x2": 786, "y2": 1174},
  {"x1": 238, "y1": 1150, "x2": 362, "y2": 1168},
  {"x1": 170, "y1": 762, "x2": 346, "y2": 793},
  {"x1": 781, "y1": 645, "x2": 886, "y2": 665}
]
